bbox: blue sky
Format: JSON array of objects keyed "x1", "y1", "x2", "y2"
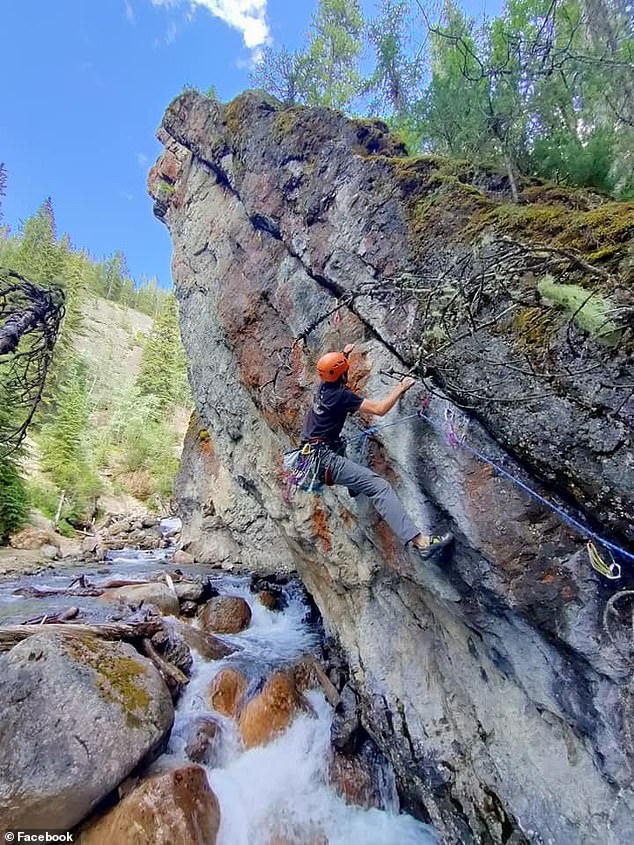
[{"x1": 0, "y1": 0, "x2": 502, "y2": 289}]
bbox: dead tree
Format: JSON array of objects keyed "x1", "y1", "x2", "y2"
[{"x1": 0, "y1": 268, "x2": 65, "y2": 456}]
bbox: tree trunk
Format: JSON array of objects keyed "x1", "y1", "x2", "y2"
[
  {"x1": 0, "y1": 302, "x2": 50, "y2": 355},
  {"x1": 0, "y1": 620, "x2": 163, "y2": 652}
]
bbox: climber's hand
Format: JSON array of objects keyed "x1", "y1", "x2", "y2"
[
  {"x1": 399, "y1": 376, "x2": 415, "y2": 393},
  {"x1": 343, "y1": 343, "x2": 355, "y2": 357}
]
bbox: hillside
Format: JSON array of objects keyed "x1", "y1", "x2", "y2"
[
  {"x1": 74, "y1": 297, "x2": 153, "y2": 404},
  {"x1": 22, "y1": 294, "x2": 190, "y2": 530}
]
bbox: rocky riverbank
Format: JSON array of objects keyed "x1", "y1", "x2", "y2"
[{"x1": 0, "y1": 541, "x2": 434, "y2": 843}]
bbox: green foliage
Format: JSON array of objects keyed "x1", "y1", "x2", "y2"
[
  {"x1": 303, "y1": 0, "x2": 364, "y2": 110},
  {"x1": 247, "y1": 0, "x2": 634, "y2": 197},
  {"x1": 365, "y1": 1, "x2": 422, "y2": 118},
  {"x1": 101, "y1": 386, "x2": 181, "y2": 503},
  {"x1": 537, "y1": 276, "x2": 623, "y2": 345},
  {"x1": 39, "y1": 358, "x2": 101, "y2": 523},
  {"x1": 0, "y1": 163, "x2": 6, "y2": 225},
  {"x1": 0, "y1": 455, "x2": 29, "y2": 543},
  {"x1": 137, "y1": 294, "x2": 190, "y2": 410},
  {"x1": 25, "y1": 479, "x2": 60, "y2": 521},
  {"x1": 251, "y1": 0, "x2": 364, "y2": 111}
]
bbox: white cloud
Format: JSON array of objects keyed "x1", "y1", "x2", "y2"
[
  {"x1": 151, "y1": 0, "x2": 269, "y2": 50},
  {"x1": 124, "y1": 0, "x2": 135, "y2": 23},
  {"x1": 137, "y1": 152, "x2": 150, "y2": 168}
]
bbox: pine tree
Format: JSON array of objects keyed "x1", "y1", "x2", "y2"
[
  {"x1": 39, "y1": 359, "x2": 100, "y2": 522},
  {"x1": 0, "y1": 455, "x2": 29, "y2": 543},
  {"x1": 0, "y1": 163, "x2": 6, "y2": 226},
  {"x1": 366, "y1": 0, "x2": 423, "y2": 118},
  {"x1": 136, "y1": 294, "x2": 190, "y2": 412},
  {"x1": 304, "y1": 0, "x2": 364, "y2": 110},
  {"x1": 10, "y1": 198, "x2": 64, "y2": 284}
]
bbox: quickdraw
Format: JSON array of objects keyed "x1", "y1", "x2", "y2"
[{"x1": 587, "y1": 541, "x2": 621, "y2": 581}]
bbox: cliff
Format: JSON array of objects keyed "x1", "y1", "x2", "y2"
[{"x1": 150, "y1": 90, "x2": 634, "y2": 844}]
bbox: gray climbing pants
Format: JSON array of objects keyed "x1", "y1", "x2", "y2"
[{"x1": 323, "y1": 450, "x2": 420, "y2": 546}]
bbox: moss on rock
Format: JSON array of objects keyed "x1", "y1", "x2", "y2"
[{"x1": 63, "y1": 637, "x2": 151, "y2": 728}]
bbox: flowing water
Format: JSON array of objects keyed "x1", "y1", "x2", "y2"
[{"x1": 0, "y1": 538, "x2": 438, "y2": 845}]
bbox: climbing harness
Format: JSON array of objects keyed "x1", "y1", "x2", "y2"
[{"x1": 283, "y1": 442, "x2": 327, "y2": 499}]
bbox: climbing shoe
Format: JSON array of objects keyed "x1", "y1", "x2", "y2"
[{"x1": 416, "y1": 532, "x2": 454, "y2": 560}]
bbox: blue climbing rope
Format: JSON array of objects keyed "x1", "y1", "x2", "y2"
[{"x1": 351, "y1": 401, "x2": 634, "y2": 570}]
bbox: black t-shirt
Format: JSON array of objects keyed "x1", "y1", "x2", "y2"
[{"x1": 300, "y1": 381, "x2": 363, "y2": 444}]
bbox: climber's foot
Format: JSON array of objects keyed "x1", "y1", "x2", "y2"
[{"x1": 413, "y1": 532, "x2": 454, "y2": 560}]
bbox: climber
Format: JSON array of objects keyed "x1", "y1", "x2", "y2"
[{"x1": 300, "y1": 344, "x2": 454, "y2": 559}]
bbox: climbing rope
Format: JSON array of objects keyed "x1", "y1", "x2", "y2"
[{"x1": 351, "y1": 394, "x2": 634, "y2": 576}]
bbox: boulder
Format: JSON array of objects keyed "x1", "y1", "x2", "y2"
[
  {"x1": 0, "y1": 633, "x2": 173, "y2": 831},
  {"x1": 259, "y1": 590, "x2": 283, "y2": 611},
  {"x1": 180, "y1": 601, "x2": 198, "y2": 617},
  {"x1": 199, "y1": 596, "x2": 252, "y2": 634},
  {"x1": 174, "y1": 580, "x2": 204, "y2": 602},
  {"x1": 151, "y1": 629, "x2": 193, "y2": 678},
  {"x1": 79, "y1": 764, "x2": 220, "y2": 845},
  {"x1": 208, "y1": 667, "x2": 248, "y2": 717},
  {"x1": 183, "y1": 717, "x2": 222, "y2": 765},
  {"x1": 101, "y1": 583, "x2": 180, "y2": 616},
  {"x1": 81, "y1": 535, "x2": 99, "y2": 554},
  {"x1": 328, "y1": 752, "x2": 382, "y2": 809},
  {"x1": 9, "y1": 526, "x2": 60, "y2": 552},
  {"x1": 179, "y1": 624, "x2": 235, "y2": 660},
  {"x1": 239, "y1": 672, "x2": 298, "y2": 749},
  {"x1": 330, "y1": 684, "x2": 360, "y2": 753},
  {"x1": 173, "y1": 550, "x2": 195, "y2": 565}
]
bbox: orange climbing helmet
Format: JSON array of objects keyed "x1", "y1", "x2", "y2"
[{"x1": 316, "y1": 351, "x2": 349, "y2": 382}]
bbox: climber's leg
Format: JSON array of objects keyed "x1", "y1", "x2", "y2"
[{"x1": 326, "y1": 453, "x2": 419, "y2": 546}]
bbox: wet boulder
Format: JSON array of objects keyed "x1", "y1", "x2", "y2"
[
  {"x1": 208, "y1": 667, "x2": 248, "y2": 717},
  {"x1": 327, "y1": 751, "x2": 383, "y2": 810},
  {"x1": 183, "y1": 717, "x2": 222, "y2": 765},
  {"x1": 199, "y1": 595, "x2": 252, "y2": 634},
  {"x1": 151, "y1": 628, "x2": 193, "y2": 678},
  {"x1": 239, "y1": 671, "x2": 299, "y2": 749},
  {"x1": 0, "y1": 633, "x2": 173, "y2": 831},
  {"x1": 101, "y1": 582, "x2": 180, "y2": 616},
  {"x1": 173, "y1": 579, "x2": 204, "y2": 603},
  {"x1": 79, "y1": 764, "x2": 220, "y2": 844},
  {"x1": 258, "y1": 590, "x2": 284, "y2": 612},
  {"x1": 180, "y1": 600, "x2": 199, "y2": 617},
  {"x1": 172, "y1": 550, "x2": 195, "y2": 565},
  {"x1": 178, "y1": 624, "x2": 235, "y2": 660}
]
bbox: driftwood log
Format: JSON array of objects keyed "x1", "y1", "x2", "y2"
[
  {"x1": 141, "y1": 637, "x2": 189, "y2": 688},
  {"x1": 0, "y1": 620, "x2": 163, "y2": 652},
  {"x1": 22, "y1": 606, "x2": 80, "y2": 625}
]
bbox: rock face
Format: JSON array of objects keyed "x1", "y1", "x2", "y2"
[
  {"x1": 152, "y1": 90, "x2": 634, "y2": 844},
  {"x1": 79, "y1": 764, "x2": 220, "y2": 845},
  {"x1": 0, "y1": 633, "x2": 173, "y2": 830}
]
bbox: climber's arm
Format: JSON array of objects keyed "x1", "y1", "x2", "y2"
[{"x1": 359, "y1": 377, "x2": 414, "y2": 417}]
